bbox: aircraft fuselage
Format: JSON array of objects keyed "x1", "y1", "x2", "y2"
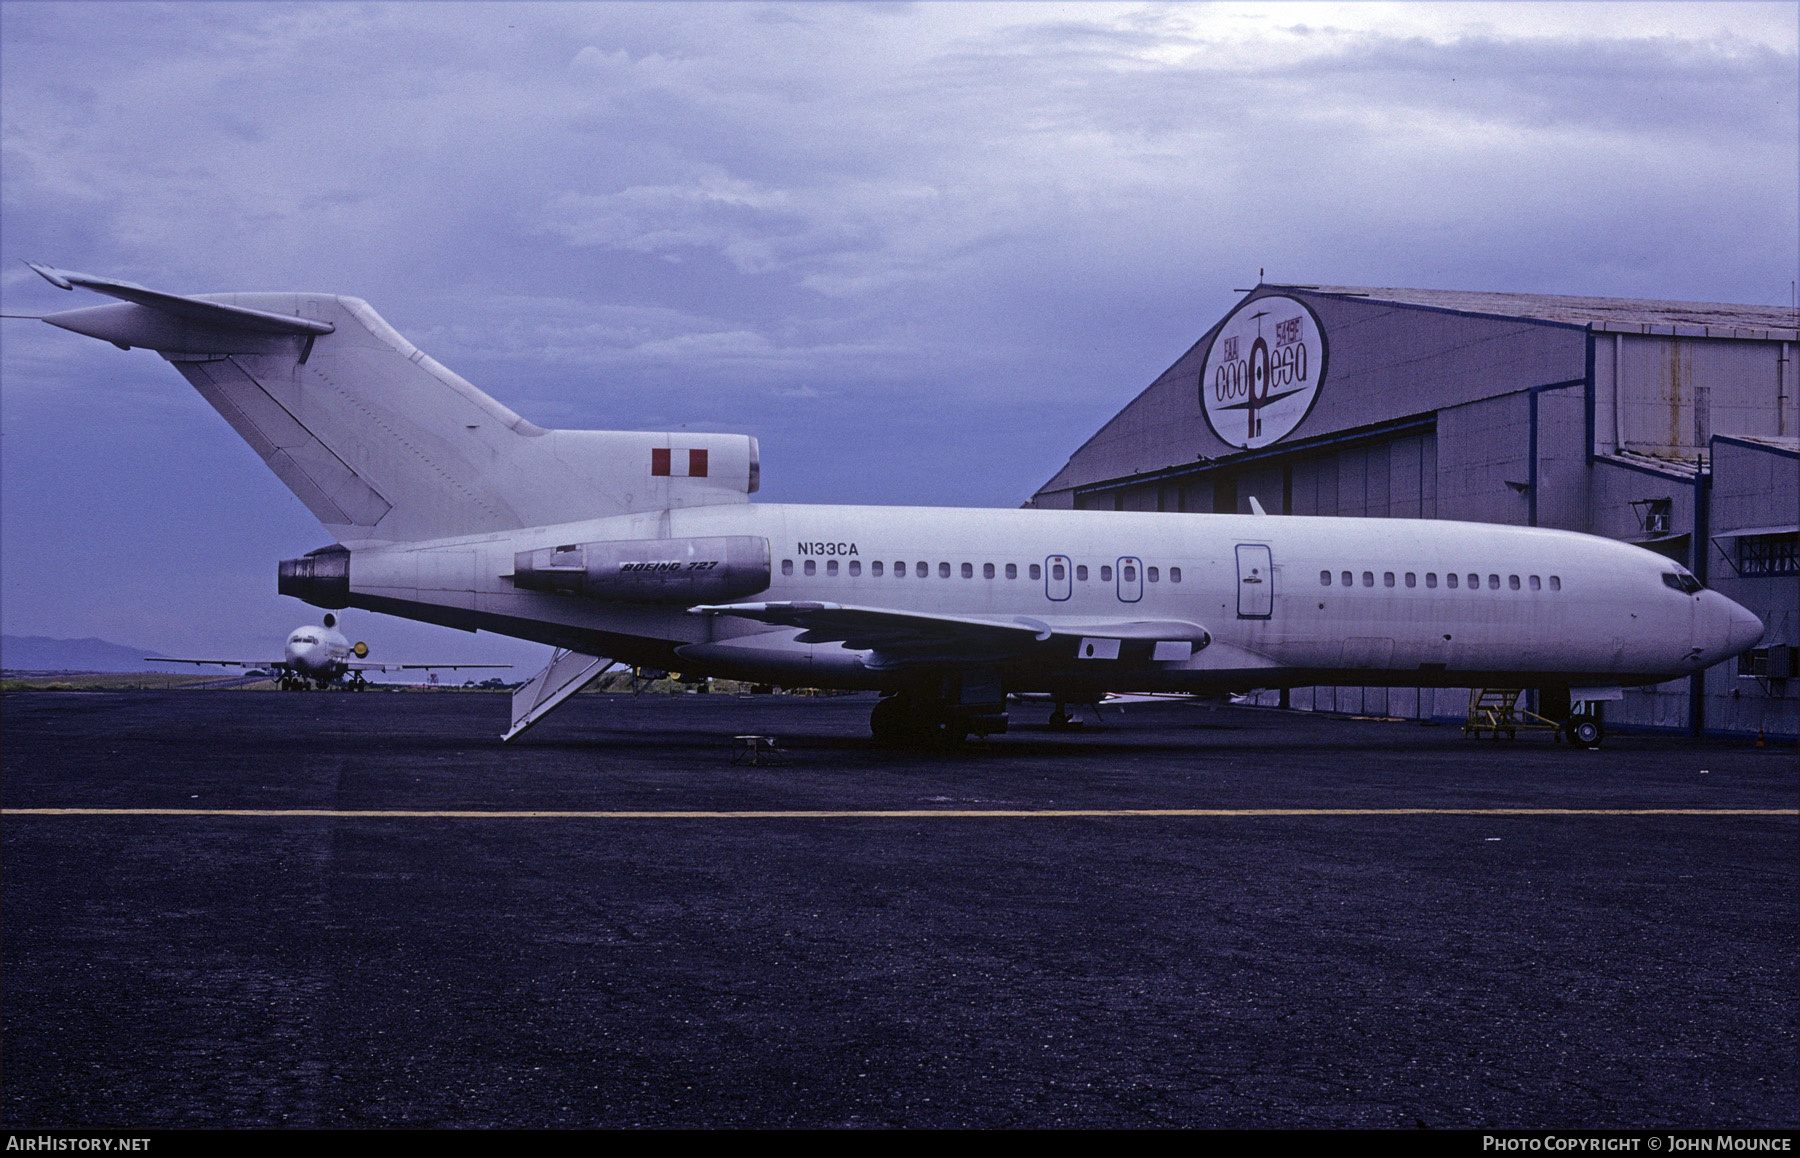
[
  {"x1": 310, "y1": 503, "x2": 1760, "y2": 696},
  {"x1": 281, "y1": 623, "x2": 357, "y2": 682}
]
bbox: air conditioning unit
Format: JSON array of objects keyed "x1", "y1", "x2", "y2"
[{"x1": 1741, "y1": 646, "x2": 1795, "y2": 680}]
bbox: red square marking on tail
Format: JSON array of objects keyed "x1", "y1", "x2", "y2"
[
  {"x1": 651, "y1": 448, "x2": 671, "y2": 476},
  {"x1": 689, "y1": 448, "x2": 708, "y2": 478}
]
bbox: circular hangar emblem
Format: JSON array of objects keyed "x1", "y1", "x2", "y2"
[{"x1": 1199, "y1": 295, "x2": 1327, "y2": 449}]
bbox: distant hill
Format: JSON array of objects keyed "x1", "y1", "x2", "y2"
[{"x1": 1, "y1": 635, "x2": 189, "y2": 673}]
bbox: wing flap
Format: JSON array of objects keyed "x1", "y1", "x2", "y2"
[{"x1": 689, "y1": 602, "x2": 1210, "y2": 669}]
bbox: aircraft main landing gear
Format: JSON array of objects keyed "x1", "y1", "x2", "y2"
[{"x1": 870, "y1": 683, "x2": 1007, "y2": 747}]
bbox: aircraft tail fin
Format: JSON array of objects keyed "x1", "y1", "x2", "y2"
[{"x1": 31, "y1": 264, "x2": 759, "y2": 544}]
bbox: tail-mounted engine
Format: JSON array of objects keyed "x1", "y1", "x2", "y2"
[
  {"x1": 279, "y1": 545, "x2": 351, "y2": 609},
  {"x1": 511, "y1": 536, "x2": 770, "y2": 604}
]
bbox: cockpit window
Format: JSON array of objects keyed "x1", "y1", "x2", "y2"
[{"x1": 1662, "y1": 570, "x2": 1703, "y2": 594}]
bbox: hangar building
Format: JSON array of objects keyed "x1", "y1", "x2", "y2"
[{"x1": 1028, "y1": 285, "x2": 1798, "y2": 739}]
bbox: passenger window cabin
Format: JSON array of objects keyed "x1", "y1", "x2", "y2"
[{"x1": 786, "y1": 554, "x2": 1551, "y2": 603}]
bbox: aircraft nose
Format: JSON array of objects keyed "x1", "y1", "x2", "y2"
[
  {"x1": 1697, "y1": 592, "x2": 1763, "y2": 666},
  {"x1": 1723, "y1": 599, "x2": 1765, "y2": 657}
]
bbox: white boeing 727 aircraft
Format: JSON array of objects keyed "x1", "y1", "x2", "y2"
[
  {"x1": 152, "y1": 612, "x2": 510, "y2": 690},
  {"x1": 27, "y1": 263, "x2": 1764, "y2": 744}
]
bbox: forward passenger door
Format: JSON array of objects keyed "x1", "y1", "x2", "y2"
[{"x1": 1235, "y1": 544, "x2": 1273, "y2": 618}]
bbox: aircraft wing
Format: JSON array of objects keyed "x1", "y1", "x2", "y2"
[
  {"x1": 689, "y1": 602, "x2": 1209, "y2": 669},
  {"x1": 150, "y1": 657, "x2": 288, "y2": 669},
  {"x1": 344, "y1": 661, "x2": 512, "y2": 672}
]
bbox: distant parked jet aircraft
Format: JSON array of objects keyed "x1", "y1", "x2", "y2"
[
  {"x1": 153, "y1": 612, "x2": 510, "y2": 690},
  {"x1": 30, "y1": 263, "x2": 1763, "y2": 743}
]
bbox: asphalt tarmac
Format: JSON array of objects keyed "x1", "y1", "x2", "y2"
[{"x1": 3, "y1": 689, "x2": 1794, "y2": 1129}]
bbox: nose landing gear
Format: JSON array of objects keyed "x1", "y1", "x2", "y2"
[
  {"x1": 1542, "y1": 687, "x2": 1607, "y2": 748},
  {"x1": 1564, "y1": 704, "x2": 1605, "y2": 748}
]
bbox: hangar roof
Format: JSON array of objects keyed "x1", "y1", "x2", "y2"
[{"x1": 1275, "y1": 285, "x2": 1800, "y2": 339}]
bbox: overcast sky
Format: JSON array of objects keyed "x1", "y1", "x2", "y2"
[{"x1": 2, "y1": 1, "x2": 1795, "y2": 668}]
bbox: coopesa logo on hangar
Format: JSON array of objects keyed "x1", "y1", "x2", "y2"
[{"x1": 1199, "y1": 294, "x2": 1327, "y2": 450}]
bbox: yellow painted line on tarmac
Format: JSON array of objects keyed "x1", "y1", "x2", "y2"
[{"x1": 3, "y1": 807, "x2": 1795, "y2": 819}]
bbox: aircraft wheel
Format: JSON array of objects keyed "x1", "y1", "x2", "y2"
[
  {"x1": 872, "y1": 693, "x2": 934, "y2": 745},
  {"x1": 871, "y1": 691, "x2": 954, "y2": 747},
  {"x1": 870, "y1": 694, "x2": 906, "y2": 744},
  {"x1": 1048, "y1": 708, "x2": 1072, "y2": 729},
  {"x1": 1566, "y1": 718, "x2": 1604, "y2": 748}
]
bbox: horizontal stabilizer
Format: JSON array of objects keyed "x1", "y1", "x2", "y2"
[{"x1": 27, "y1": 263, "x2": 333, "y2": 336}]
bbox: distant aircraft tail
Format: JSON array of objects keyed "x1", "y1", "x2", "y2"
[{"x1": 29, "y1": 264, "x2": 759, "y2": 545}]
